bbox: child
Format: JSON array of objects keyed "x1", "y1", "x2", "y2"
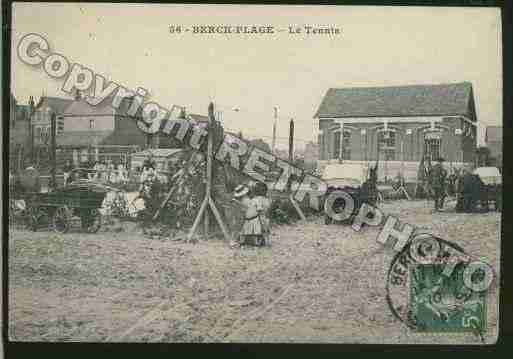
[
  {"x1": 252, "y1": 182, "x2": 271, "y2": 246},
  {"x1": 231, "y1": 183, "x2": 271, "y2": 247}
]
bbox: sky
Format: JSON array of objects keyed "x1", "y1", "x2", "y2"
[{"x1": 11, "y1": 4, "x2": 502, "y2": 148}]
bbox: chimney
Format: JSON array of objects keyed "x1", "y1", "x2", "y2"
[{"x1": 74, "y1": 89, "x2": 82, "y2": 101}]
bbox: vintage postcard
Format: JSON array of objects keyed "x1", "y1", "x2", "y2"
[{"x1": 5, "y1": 2, "x2": 502, "y2": 345}]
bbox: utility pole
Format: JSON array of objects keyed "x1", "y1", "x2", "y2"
[
  {"x1": 28, "y1": 96, "x2": 35, "y2": 166},
  {"x1": 50, "y1": 112, "x2": 57, "y2": 190},
  {"x1": 272, "y1": 106, "x2": 277, "y2": 154},
  {"x1": 289, "y1": 118, "x2": 294, "y2": 162}
]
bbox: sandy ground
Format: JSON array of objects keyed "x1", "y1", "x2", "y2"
[{"x1": 7, "y1": 199, "x2": 500, "y2": 344}]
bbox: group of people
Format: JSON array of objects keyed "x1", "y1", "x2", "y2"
[
  {"x1": 62, "y1": 158, "x2": 129, "y2": 186},
  {"x1": 428, "y1": 157, "x2": 490, "y2": 213},
  {"x1": 230, "y1": 181, "x2": 272, "y2": 248}
]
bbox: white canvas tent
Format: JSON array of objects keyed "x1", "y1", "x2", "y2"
[{"x1": 130, "y1": 148, "x2": 184, "y2": 173}]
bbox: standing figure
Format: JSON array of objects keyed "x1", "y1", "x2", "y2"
[
  {"x1": 252, "y1": 182, "x2": 271, "y2": 246},
  {"x1": 90, "y1": 161, "x2": 100, "y2": 181},
  {"x1": 117, "y1": 163, "x2": 127, "y2": 184},
  {"x1": 447, "y1": 168, "x2": 460, "y2": 197},
  {"x1": 62, "y1": 159, "x2": 74, "y2": 186},
  {"x1": 231, "y1": 183, "x2": 271, "y2": 247},
  {"x1": 98, "y1": 160, "x2": 107, "y2": 182},
  {"x1": 431, "y1": 157, "x2": 447, "y2": 211},
  {"x1": 230, "y1": 184, "x2": 251, "y2": 247},
  {"x1": 107, "y1": 160, "x2": 117, "y2": 183},
  {"x1": 457, "y1": 168, "x2": 484, "y2": 213}
]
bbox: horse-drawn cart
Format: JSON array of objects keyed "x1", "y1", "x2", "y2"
[{"x1": 25, "y1": 180, "x2": 108, "y2": 234}]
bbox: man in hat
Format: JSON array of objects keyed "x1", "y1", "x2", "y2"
[{"x1": 431, "y1": 157, "x2": 448, "y2": 211}]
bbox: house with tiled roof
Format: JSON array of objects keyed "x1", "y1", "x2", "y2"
[
  {"x1": 31, "y1": 95, "x2": 74, "y2": 145},
  {"x1": 485, "y1": 126, "x2": 502, "y2": 168},
  {"x1": 57, "y1": 93, "x2": 149, "y2": 164},
  {"x1": 57, "y1": 93, "x2": 210, "y2": 164},
  {"x1": 314, "y1": 82, "x2": 478, "y2": 179}
]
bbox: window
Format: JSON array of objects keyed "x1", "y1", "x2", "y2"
[
  {"x1": 89, "y1": 119, "x2": 95, "y2": 129},
  {"x1": 333, "y1": 131, "x2": 341, "y2": 159},
  {"x1": 57, "y1": 116, "x2": 64, "y2": 134},
  {"x1": 424, "y1": 131, "x2": 442, "y2": 162},
  {"x1": 342, "y1": 131, "x2": 351, "y2": 160},
  {"x1": 41, "y1": 126, "x2": 49, "y2": 144},
  {"x1": 332, "y1": 130, "x2": 351, "y2": 160},
  {"x1": 378, "y1": 130, "x2": 396, "y2": 161}
]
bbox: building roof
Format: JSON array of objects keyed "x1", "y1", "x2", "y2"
[
  {"x1": 485, "y1": 126, "x2": 502, "y2": 143},
  {"x1": 36, "y1": 96, "x2": 74, "y2": 114},
  {"x1": 314, "y1": 82, "x2": 475, "y2": 120},
  {"x1": 63, "y1": 98, "x2": 116, "y2": 117},
  {"x1": 62, "y1": 95, "x2": 141, "y2": 118},
  {"x1": 56, "y1": 130, "x2": 114, "y2": 147}
]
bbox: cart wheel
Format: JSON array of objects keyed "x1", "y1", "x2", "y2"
[
  {"x1": 52, "y1": 206, "x2": 71, "y2": 234},
  {"x1": 82, "y1": 208, "x2": 102, "y2": 233}
]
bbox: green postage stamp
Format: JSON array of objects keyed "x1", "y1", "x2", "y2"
[{"x1": 409, "y1": 263, "x2": 487, "y2": 336}]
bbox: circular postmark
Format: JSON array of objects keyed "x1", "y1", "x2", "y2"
[{"x1": 385, "y1": 233, "x2": 468, "y2": 330}]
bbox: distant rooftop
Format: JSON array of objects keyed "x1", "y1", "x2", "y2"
[{"x1": 36, "y1": 96, "x2": 74, "y2": 114}]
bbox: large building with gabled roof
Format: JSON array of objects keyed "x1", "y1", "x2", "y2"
[{"x1": 314, "y1": 82, "x2": 478, "y2": 179}]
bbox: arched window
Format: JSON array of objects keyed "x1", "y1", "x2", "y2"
[{"x1": 378, "y1": 130, "x2": 396, "y2": 161}]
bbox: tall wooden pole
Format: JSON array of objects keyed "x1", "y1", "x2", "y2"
[
  {"x1": 204, "y1": 105, "x2": 215, "y2": 236},
  {"x1": 272, "y1": 107, "x2": 277, "y2": 154},
  {"x1": 50, "y1": 112, "x2": 57, "y2": 190},
  {"x1": 288, "y1": 118, "x2": 294, "y2": 162},
  {"x1": 28, "y1": 96, "x2": 35, "y2": 166}
]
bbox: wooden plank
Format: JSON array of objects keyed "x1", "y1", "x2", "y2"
[
  {"x1": 289, "y1": 194, "x2": 306, "y2": 221},
  {"x1": 209, "y1": 197, "x2": 231, "y2": 241},
  {"x1": 187, "y1": 197, "x2": 208, "y2": 241}
]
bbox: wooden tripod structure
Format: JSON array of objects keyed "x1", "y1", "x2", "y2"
[{"x1": 187, "y1": 102, "x2": 231, "y2": 242}]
